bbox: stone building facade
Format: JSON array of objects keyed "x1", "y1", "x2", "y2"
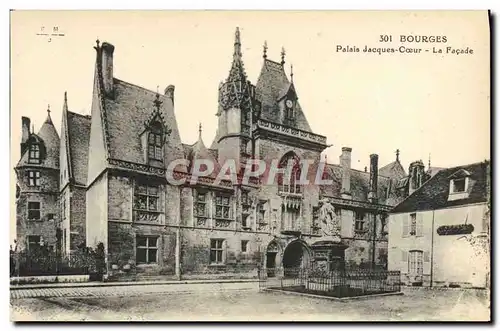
[{"x1": 15, "y1": 28, "x2": 427, "y2": 280}]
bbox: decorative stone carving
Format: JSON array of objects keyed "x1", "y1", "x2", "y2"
[{"x1": 318, "y1": 198, "x2": 341, "y2": 238}]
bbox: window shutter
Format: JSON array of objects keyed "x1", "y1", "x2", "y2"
[
  {"x1": 401, "y1": 249, "x2": 409, "y2": 273},
  {"x1": 417, "y1": 215, "x2": 424, "y2": 237},
  {"x1": 402, "y1": 218, "x2": 409, "y2": 238},
  {"x1": 401, "y1": 250, "x2": 408, "y2": 262},
  {"x1": 423, "y1": 251, "x2": 430, "y2": 263}
]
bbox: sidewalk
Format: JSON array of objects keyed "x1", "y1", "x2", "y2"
[{"x1": 10, "y1": 278, "x2": 259, "y2": 290}]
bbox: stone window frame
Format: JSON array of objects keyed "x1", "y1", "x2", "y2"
[
  {"x1": 147, "y1": 129, "x2": 163, "y2": 161},
  {"x1": 214, "y1": 193, "x2": 233, "y2": 221},
  {"x1": 354, "y1": 210, "x2": 366, "y2": 232},
  {"x1": 27, "y1": 235, "x2": 41, "y2": 251},
  {"x1": 133, "y1": 181, "x2": 162, "y2": 224},
  {"x1": 210, "y1": 238, "x2": 226, "y2": 265},
  {"x1": 27, "y1": 201, "x2": 41, "y2": 221},
  {"x1": 194, "y1": 190, "x2": 208, "y2": 218},
  {"x1": 136, "y1": 235, "x2": 159, "y2": 265},
  {"x1": 28, "y1": 144, "x2": 41, "y2": 164},
  {"x1": 277, "y1": 152, "x2": 302, "y2": 195},
  {"x1": 27, "y1": 170, "x2": 40, "y2": 187}
]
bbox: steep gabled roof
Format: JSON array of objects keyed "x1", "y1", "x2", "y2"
[
  {"x1": 101, "y1": 79, "x2": 184, "y2": 165},
  {"x1": 391, "y1": 161, "x2": 489, "y2": 214},
  {"x1": 379, "y1": 160, "x2": 406, "y2": 180},
  {"x1": 320, "y1": 164, "x2": 406, "y2": 206},
  {"x1": 67, "y1": 111, "x2": 91, "y2": 185},
  {"x1": 255, "y1": 59, "x2": 311, "y2": 132}
]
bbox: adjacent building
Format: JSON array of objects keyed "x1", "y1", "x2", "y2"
[
  {"x1": 16, "y1": 28, "x2": 426, "y2": 280},
  {"x1": 388, "y1": 161, "x2": 490, "y2": 288}
]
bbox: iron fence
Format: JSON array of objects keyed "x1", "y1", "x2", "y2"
[
  {"x1": 258, "y1": 267, "x2": 401, "y2": 298},
  {"x1": 11, "y1": 248, "x2": 105, "y2": 278}
]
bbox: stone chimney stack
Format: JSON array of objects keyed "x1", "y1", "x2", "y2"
[
  {"x1": 21, "y1": 116, "x2": 31, "y2": 155},
  {"x1": 101, "y1": 42, "x2": 115, "y2": 97},
  {"x1": 340, "y1": 147, "x2": 352, "y2": 199},
  {"x1": 368, "y1": 154, "x2": 379, "y2": 203}
]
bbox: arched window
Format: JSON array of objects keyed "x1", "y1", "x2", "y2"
[
  {"x1": 28, "y1": 144, "x2": 40, "y2": 164},
  {"x1": 148, "y1": 122, "x2": 163, "y2": 161},
  {"x1": 278, "y1": 152, "x2": 302, "y2": 194}
]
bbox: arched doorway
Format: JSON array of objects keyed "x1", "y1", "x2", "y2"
[
  {"x1": 266, "y1": 241, "x2": 281, "y2": 277},
  {"x1": 282, "y1": 240, "x2": 311, "y2": 276}
]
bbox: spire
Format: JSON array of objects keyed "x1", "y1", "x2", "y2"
[
  {"x1": 395, "y1": 149, "x2": 400, "y2": 162},
  {"x1": 45, "y1": 104, "x2": 53, "y2": 124},
  {"x1": 428, "y1": 153, "x2": 431, "y2": 168},
  {"x1": 233, "y1": 27, "x2": 242, "y2": 60},
  {"x1": 290, "y1": 64, "x2": 294, "y2": 83},
  {"x1": 263, "y1": 41, "x2": 268, "y2": 59},
  {"x1": 63, "y1": 91, "x2": 68, "y2": 112},
  {"x1": 198, "y1": 123, "x2": 202, "y2": 140},
  {"x1": 281, "y1": 47, "x2": 286, "y2": 65}
]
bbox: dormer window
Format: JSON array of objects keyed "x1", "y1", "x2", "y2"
[
  {"x1": 28, "y1": 144, "x2": 40, "y2": 164},
  {"x1": 452, "y1": 178, "x2": 466, "y2": 193},
  {"x1": 448, "y1": 169, "x2": 471, "y2": 201},
  {"x1": 146, "y1": 122, "x2": 164, "y2": 162}
]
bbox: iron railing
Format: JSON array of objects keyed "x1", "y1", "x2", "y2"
[{"x1": 258, "y1": 267, "x2": 401, "y2": 298}]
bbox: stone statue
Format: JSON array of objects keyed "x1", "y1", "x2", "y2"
[{"x1": 318, "y1": 198, "x2": 340, "y2": 238}]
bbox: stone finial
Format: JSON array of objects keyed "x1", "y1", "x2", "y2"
[
  {"x1": 395, "y1": 149, "x2": 400, "y2": 162},
  {"x1": 281, "y1": 47, "x2": 286, "y2": 65},
  {"x1": 263, "y1": 41, "x2": 268, "y2": 59}
]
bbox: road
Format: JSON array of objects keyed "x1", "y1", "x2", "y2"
[{"x1": 10, "y1": 282, "x2": 490, "y2": 322}]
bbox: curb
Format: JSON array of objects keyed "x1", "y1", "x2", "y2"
[
  {"x1": 10, "y1": 279, "x2": 259, "y2": 291},
  {"x1": 263, "y1": 288, "x2": 404, "y2": 301}
]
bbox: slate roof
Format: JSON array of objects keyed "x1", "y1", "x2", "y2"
[
  {"x1": 17, "y1": 112, "x2": 60, "y2": 170},
  {"x1": 255, "y1": 59, "x2": 312, "y2": 132},
  {"x1": 67, "y1": 111, "x2": 91, "y2": 185},
  {"x1": 100, "y1": 78, "x2": 184, "y2": 165},
  {"x1": 379, "y1": 160, "x2": 407, "y2": 180},
  {"x1": 320, "y1": 164, "x2": 406, "y2": 206},
  {"x1": 391, "y1": 161, "x2": 489, "y2": 214}
]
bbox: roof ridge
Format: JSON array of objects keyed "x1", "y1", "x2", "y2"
[
  {"x1": 114, "y1": 78, "x2": 164, "y2": 97},
  {"x1": 67, "y1": 110, "x2": 91, "y2": 119},
  {"x1": 325, "y1": 162, "x2": 391, "y2": 179}
]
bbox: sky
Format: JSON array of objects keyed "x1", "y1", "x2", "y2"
[{"x1": 9, "y1": 11, "x2": 490, "y2": 241}]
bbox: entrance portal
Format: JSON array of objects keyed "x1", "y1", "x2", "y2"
[
  {"x1": 266, "y1": 241, "x2": 280, "y2": 277},
  {"x1": 282, "y1": 240, "x2": 311, "y2": 276}
]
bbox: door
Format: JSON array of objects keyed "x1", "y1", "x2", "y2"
[{"x1": 266, "y1": 252, "x2": 277, "y2": 277}]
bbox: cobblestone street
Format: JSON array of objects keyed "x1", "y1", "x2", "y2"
[{"x1": 10, "y1": 283, "x2": 490, "y2": 322}]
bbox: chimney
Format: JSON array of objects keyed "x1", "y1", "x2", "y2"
[
  {"x1": 368, "y1": 154, "x2": 378, "y2": 203},
  {"x1": 21, "y1": 116, "x2": 31, "y2": 155},
  {"x1": 408, "y1": 160, "x2": 425, "y2": 195},
  {"x1": 165, "y1": 85, "x2": 175, "y2": 105},
  {"x1": 101, "y1": 42, "x2": 115, "y2": 97},
  {"x1": 340, "y1": 147, "x2": 352, "y2": 199}
]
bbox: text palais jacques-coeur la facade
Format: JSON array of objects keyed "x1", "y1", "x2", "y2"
[{"x1": 16, "y1": 28, "x2": 425, "y2": 280}]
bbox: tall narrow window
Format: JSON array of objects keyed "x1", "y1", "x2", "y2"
[
  {"x1": 148, "y1": 123, "x2": 163, "y2": 161},
  {"x1": 210, "y1": 239, "x2": 225, "y2": 264},
  {"x1": 195, "y1": 191, "x2": 208, "y2": 217},
  {"x1": 28, "y1": 144, "x2": 40, "y2": 163},
  {"x1": 27, "y1": 202, "x2": 41, "y2": 220},
  {"x1": 278, "y1": 152, "x2": 302, "y2": 194},
  {"x1": 410, "y1": 213, "x2": 417, "y2": 235},
  {"x1": 408, "y1": 250, "x2": 423, "y2": 275},
  {"x1": 28, "y1": 171, "x2": 40, "y2": 187},
  {"x1": 134, "y1": 183, "x2": 160, "y2": 223},
  {"x1": 355, "y1": 211, "x2": 365, "y2": 232},
  {"x1": 214, "y1": 194, "x2": 232, "y2": 220},
  {"x1": 136, "y1": 236, "x2": 158, "y2": 264}
]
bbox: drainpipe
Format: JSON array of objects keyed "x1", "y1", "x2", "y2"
[
  {"x1": 371, "y1": 213, "x2": 377, "y2": 269},
  {"x1": 175, "y1": 190, "x2": 182, "y2": 281},
  {"x1": 430, "y1": 209, "x2": 435, "y2": 287}
]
